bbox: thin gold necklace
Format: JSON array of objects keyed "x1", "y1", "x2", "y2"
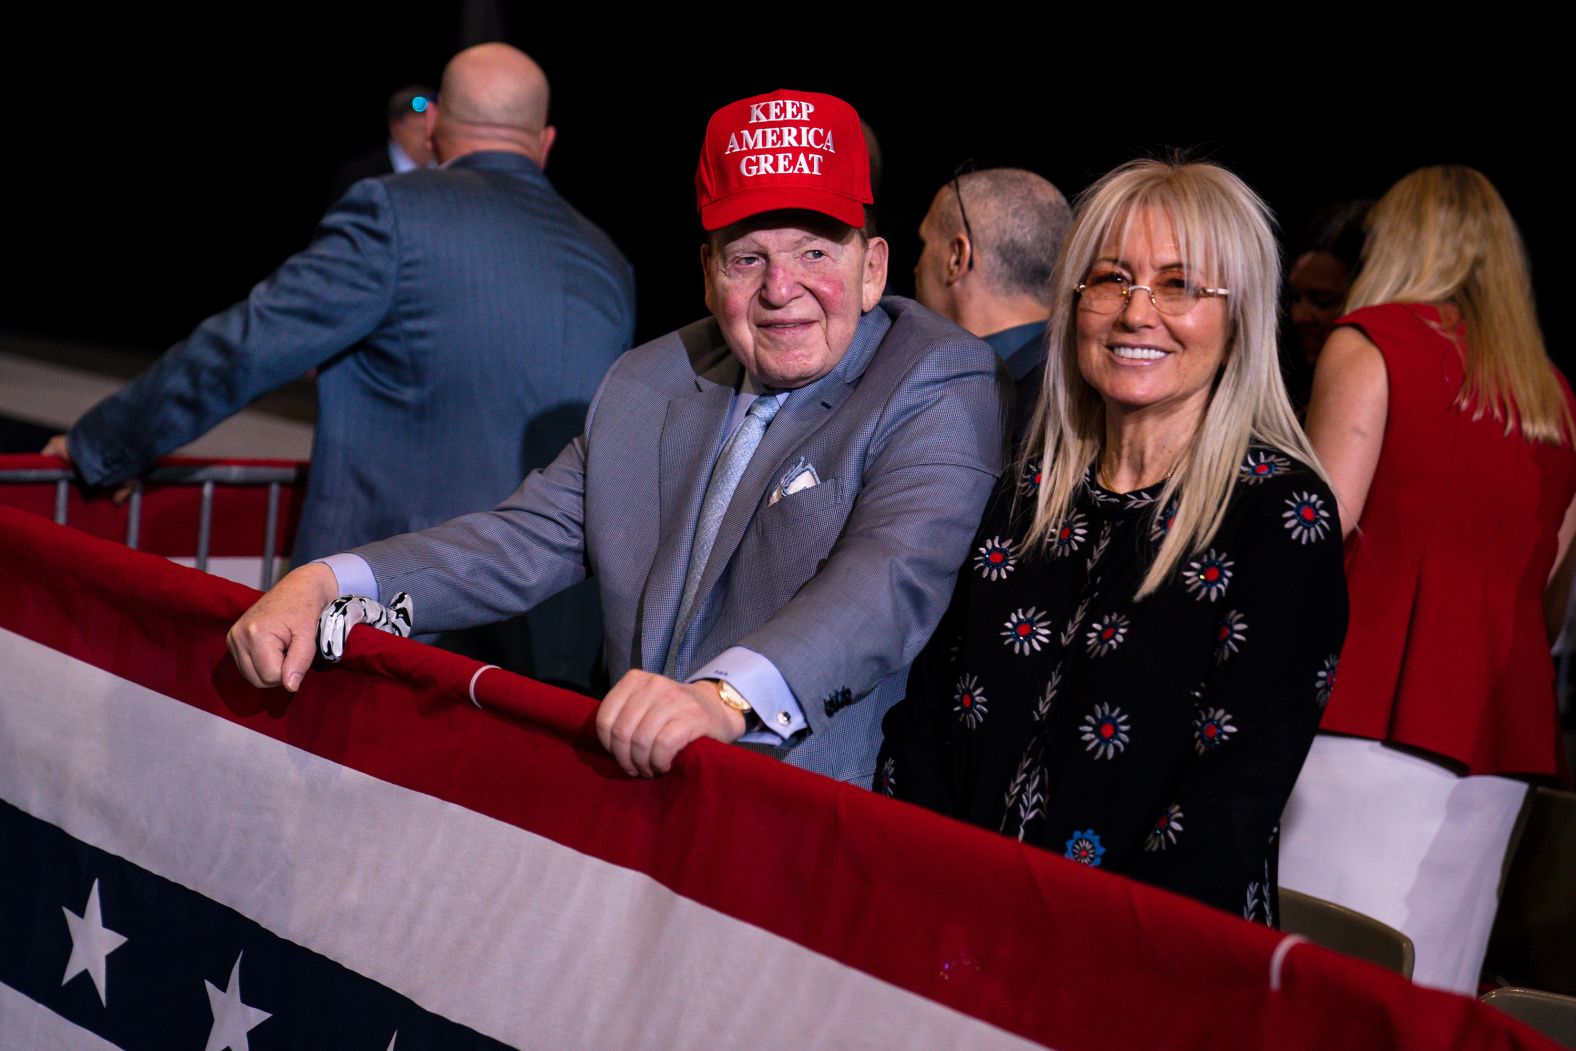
[{"x1": 1096, "y1": 455, "x2": 1178, "y2": 493}]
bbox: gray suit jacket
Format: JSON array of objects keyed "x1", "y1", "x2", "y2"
[{"x1": 355, "y1": 297, "x2": 1007, "y2": 782}]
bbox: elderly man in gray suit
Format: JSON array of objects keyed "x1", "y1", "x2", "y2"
[{"x1": 231, "y1": 88, "x2": 1007, "y2": 786}]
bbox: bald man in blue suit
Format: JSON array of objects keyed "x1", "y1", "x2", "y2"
[{"x1": 54, "y1": 44, "x2": 634, "y2": 688}]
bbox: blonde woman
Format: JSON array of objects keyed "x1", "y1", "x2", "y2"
[
  {"x1": 1280, "y1": 165, "x2": 1576, "y2": 993},
  {"x1": 879, "y1": 159, "x2": 1347, "y2": 922}
]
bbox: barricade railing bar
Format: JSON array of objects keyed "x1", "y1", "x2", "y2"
[{"x1": 0, "y1": 462, "x2": 306, "y2": 589}]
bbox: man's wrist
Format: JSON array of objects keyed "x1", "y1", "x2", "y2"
[
  {"x1": 298, "y1": 562, "x2": 342, "y2": 606},
  {"x1": 711, "y1": 679, "x2": 751, "y2": 713},
  {"x1": 312, "y1": 552, "x2": 377, "y2": 599},
  {"x1": 701, "y1": 679, "x2": 753, "y2": 737},
  {"x1": 686, "y1": 648, "x2": 805, "y2": 741}
]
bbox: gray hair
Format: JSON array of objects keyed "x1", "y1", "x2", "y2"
[{"x1": 939, "y1": 168, "x2": 1071, "y2": 304}]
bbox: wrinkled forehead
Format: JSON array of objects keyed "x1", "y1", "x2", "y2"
[{"x1": 706, "y1": 210, "x2": 864, "y2": 254}]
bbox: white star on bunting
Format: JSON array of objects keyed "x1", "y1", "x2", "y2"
[
  {"x1": 61, "y1": 879, "x2": 127, "y2": 1006},
  {"x1": 203, "y1": 952, "x2": 271, "y2": 1051}
]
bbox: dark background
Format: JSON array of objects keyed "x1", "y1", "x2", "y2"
[{"x1": 5, "y1": 4, "x2": 1554, "y2": 366}]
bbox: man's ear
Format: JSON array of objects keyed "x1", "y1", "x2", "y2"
[
  {"x1": 700, "y1": 242, "x2": 717, "y2": 315},
  {"x1": 536, "y1": 125, "x2": 557, "y2": 169},
  {"x1": 946, "y1": 233, "x2": 972, "y2": 286},
  {"x1": 861, "y1": 237, "x2": 890, "y2": 313},
  {"x1": 423, "y1": 104, "x2": 440, "y2": 160}
]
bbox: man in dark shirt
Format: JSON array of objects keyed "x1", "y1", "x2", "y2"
[{"x1": 914, "y1": 167, "x2": 1070, "y2": 440}]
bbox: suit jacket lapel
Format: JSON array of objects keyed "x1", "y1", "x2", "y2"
[
  {"x1": 637, "y1": 338, "x2": 738, "y2": 671},
  {"x1": 686, "y1": 306, "x2": 891, "y2": 609},
  {"x1": 685, "y1": 364, "x2": 854, "y2": 613},
  {"x1": 653, "y1": 305, "x2": 893, "y2": 668}
]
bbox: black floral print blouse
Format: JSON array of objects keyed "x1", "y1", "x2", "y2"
[{"x1": 878, "y1": 449, "x2": 1348, "y2": 923}]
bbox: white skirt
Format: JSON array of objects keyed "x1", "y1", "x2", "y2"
[{"x1": 1279, "y1": 735, "x2": 1527, "y2": 994}]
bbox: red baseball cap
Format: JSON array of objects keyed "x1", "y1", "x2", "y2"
[{"x1": 695, "y1": 89, "x2": 872, "y2": 232}]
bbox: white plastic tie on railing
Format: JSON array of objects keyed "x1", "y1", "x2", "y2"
[
  {"x1": 1268, "y1": 934, "x2": 1305, "y2": 991},
  {"x1": 468, "y1": 665, "x2": 500, "y2": 710}
]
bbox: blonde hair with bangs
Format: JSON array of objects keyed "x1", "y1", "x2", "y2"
[
  {"x1": 1346, "y1": 165, "x2": 1571, "y2": 445},
  {"x1": 1020, "y1": 158, "x2": 1322, "y2": 599}
]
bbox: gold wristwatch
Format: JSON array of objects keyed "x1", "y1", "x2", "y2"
[{"x1": 711, "y1": 679, "x2": 752, "y2": 713}]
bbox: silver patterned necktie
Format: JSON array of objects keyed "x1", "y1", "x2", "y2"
[{"x1": 664, "y1": 392, "x2": 783, "y2": 675}]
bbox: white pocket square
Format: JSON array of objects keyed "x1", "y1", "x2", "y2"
[{"x1": 770, "y1": 459, "x2": 820, "y2": 505}]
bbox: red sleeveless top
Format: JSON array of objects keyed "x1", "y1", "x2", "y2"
[{"x1": 1321, "y1": 303, "x2": 1576, "y2": 779}]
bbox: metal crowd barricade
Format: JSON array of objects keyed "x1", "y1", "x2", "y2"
[{"x1": 0, "y1": 460, "x2": 306, "y2": 590}]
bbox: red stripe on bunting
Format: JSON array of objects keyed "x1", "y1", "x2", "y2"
[{"x1": 0, "y1": 505, "x2": 1554, "y2": 1051}]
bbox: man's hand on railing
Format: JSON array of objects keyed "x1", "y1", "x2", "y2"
[
  {"x1": 228, "y1": 563, "x2": 339, "y2": 691},
  {"x1": 597, "y1": 671, "x2": 748, "y2": 777},
  {"x1": 42, "y1": 434, "x2": 136, "y2": 504}
]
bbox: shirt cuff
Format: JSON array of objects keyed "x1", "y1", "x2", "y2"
[
  {"x1": 687, "y1": 646, "x2": 807, "y2": 743},
  {"x1": 313, "y1": 553, "x2": 378, "y2": 599}
]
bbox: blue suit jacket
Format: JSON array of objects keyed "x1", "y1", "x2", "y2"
[
  {"x1": 68, "y1": 151, "x2": 636, "y2": 567},
  {"x1": 353, "y1": 297, "x2": 1008, "y2": 783}
]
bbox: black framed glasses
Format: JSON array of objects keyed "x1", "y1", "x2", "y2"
[{"x1": 1075, "y1": 271, "x2": 1228, "y2": 316}]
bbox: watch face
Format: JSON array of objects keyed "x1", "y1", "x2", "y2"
[{"x1": 716, "y1": 681, "x2": 751, "y2": 712}]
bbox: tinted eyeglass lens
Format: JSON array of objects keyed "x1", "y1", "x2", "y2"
[
  {"x1": 1078, "y1": 270, "x2": 1131, "y2": 313},
  {"x1": 1152, "y1": 278, "x2": 1195, "y2": 314},
  {"x1": 1078, "y1": 272, "x2": 1202, "y2": 316}
]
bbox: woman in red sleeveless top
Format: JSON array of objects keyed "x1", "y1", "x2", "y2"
[{"x1": 1279, "y1": 165, "x2": 1576, "y2": 993}]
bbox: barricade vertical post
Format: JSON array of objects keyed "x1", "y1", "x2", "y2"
[
  {"x1": 261, "y1": 481, "x2": 280, "y2": 589},
  {"x1": 126, "y1": 481, "x2": 142, "y2": 550},
  {"x1": 196, "y1": 479, "x2": 214, "y2": 573}
]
